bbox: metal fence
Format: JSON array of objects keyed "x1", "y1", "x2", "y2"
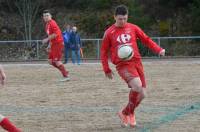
[{"x1": 0, "y1": 36, "x2": 200, "y2": 61}]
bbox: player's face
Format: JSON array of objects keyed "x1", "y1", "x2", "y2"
[
  {"x1": 43, "y1": 13, "x2": 52, "y2": 22},
  {"x1": 114, "y1": 15, "x2": 128, "y2": 27}
]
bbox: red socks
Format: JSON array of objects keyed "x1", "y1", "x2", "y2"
[
  {"x1": 52, "y1": 62, "x2": 59, "y2": 68},
  {"x1": 0, "y1": 117, "x2": 21, "y2": 132},
  {"x1": 52, "y1": 62, "x2": 68, "y2": 77},
  {"x1": 58, "y1": 64, "x2": 68, "y2": 77},
  {"x1": 122, "y1": 90, "x2": 139, "y2": 115}
]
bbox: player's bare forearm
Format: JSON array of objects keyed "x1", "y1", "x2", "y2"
[
  {"x1": 42, "y1": 33, "x2": 57, "y2": 44},
  {"x1": 48, "y1": 33, "x2": 57, "y2": 40}
]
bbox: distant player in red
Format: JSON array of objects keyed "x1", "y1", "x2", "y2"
[
  {"x1": 0, "y1": 65, "x2": 21, "y2": 132},
  {"x1": 42, "y1": 10, "x2": 70, "y2": 81},
  {"x1": 101, "y1": 5, "x2": 165, "y2": 127}
]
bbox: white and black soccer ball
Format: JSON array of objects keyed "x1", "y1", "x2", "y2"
[{"x1": 117, "y1": 45, "x2": 134, "y2": 61}]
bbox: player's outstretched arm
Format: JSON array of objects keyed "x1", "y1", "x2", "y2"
[
  {"x1": 0, "y1": 65, "x2": 6, "y2": 85},
  {"x1": 100, "y1": 32, "x2": 113, "y2": 79},
  {"x1": 135, "y1": 25, "x2": 165, "y2": 55}
]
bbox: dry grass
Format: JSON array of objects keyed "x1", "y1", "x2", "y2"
[{"x1": 0, "y1": 59, "x2": 200, "y2": 132}]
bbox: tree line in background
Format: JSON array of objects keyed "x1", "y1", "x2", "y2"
[
  {"x1": 0, "y1": 0, "x2": 200, "y2": 58},
  {"x1": 0, "y1": 0, "x2": 199, "y2": 40}
]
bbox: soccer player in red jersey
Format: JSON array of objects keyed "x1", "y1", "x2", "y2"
[
  {"x1": 101, "y1": 5, "x2": 165, "y2": 127},
  {"x1": 42, "y1": 10, "x2": 70, "y2": 81},
  {"x1": 0, "y1": 65, "x2": 22, "y2": 132}
]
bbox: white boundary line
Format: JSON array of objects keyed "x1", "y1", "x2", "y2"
[{"x1": 1, "y1": 59, "x2": 200, "y2": 67}]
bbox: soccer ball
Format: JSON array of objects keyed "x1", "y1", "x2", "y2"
[{"x1": 117, "y1": 45, "x2": 134, "y2": 61}]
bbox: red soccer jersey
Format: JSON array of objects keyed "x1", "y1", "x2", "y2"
[
  {"x1": 101, "y1": 23, "x2": 163, "y2": 73},
  {"x1": 45, "y1": 19, "x2": 63, "y2": 45}
]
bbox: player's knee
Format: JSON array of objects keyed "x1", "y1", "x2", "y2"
[
  {"x1": 55, "y1": 61, "x2": 62, "y2": 66},
  {"x1": 128, "y1": 78, "x2": 143, "y2": 92},
  {"x1": 141, "y1": 92, "x2": 145, "y2": 100},
  {"x1": 131, "y1": 84, "x2": 142, "y2": 93},
  {"x1": 140, "y1": 89, "x2": 146, "y2": 100}
]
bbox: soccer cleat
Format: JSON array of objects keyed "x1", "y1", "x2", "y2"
[
  {"x1": 59, "y1": 76, "x2": 70, "y2": 82},
  {"x1": 117, "y1": 111, "x2": 129, "y2": 127},
  {"x1": 129, "y1": 113, "x2": 136, "y2": 127}
]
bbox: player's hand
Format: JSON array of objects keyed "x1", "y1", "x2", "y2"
[
  {"x1": 159, "y1": 49, "x2": 165, "y2": 56},
  {"x1": 46, "y1": 47, "x2": 50, "y2": 53},
  {"x1": 105, "y1": 71, "x2": 114, "y2": 80},
  {"x1": 42, "y1": 38, "x2": 49, "y2": 44},
  {"x1": 0, "y1": 71, "x2": 6, "y2": 86}
]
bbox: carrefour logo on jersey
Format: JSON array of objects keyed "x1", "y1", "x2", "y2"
[{"x1": 117, "y1": 34, "x2": 131, "y2": 44}]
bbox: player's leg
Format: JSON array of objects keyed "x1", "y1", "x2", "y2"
[
  {"x1": 0, "y1": 114, "x2": 21, "y2": 132},
  {"x1": 126, "y1": 63, "x2": 146, "y2": 127},
  {"x1": 50, "y1": 44, "x2": 70, "y2": 80},
  {"x1": 116, "y1": 62, "x2": 145, "y2": 127},
  {"x1": 55, "y1": 45, "x2": 69, "y2": 78},
  {"x1": 122, "y1": 77, "x2": 144, "y2": 113},
  {"x1": 50, "y1": 59, "x2": 69, "y2": 80},
  {"x1": 122, "y1": 77, "x2": 145, "y2": 127},
  {"x1": 128, "y1": 77, "x2": 145, "y2": 108},
  {"x1": 116, "y1": 64, "x2": 138, "y2": 127},
  {"x1": 54, "y1": 61, "x2": 69, "y2": 78},
  {"x1": 135, "y1": 61, "x2": 146, "y2": 106}
]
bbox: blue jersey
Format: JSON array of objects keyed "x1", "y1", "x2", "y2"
[
  {"x1": 62, "y1": 31, "x2": 71, "y2": 44},
  {"x1": 69, "y1": 32, "x2": 82, "y2": 50}
]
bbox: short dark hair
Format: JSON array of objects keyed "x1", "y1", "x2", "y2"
[
  {"x1": 115, "y1": 5, "x2": 128, "y2": 16},
  {"x1": 43, "y1": 10, "x2": 51, "y2": 15}
]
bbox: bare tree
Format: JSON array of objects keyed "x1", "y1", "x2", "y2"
[
  {"x1": 15, "y1": 0, "x2": 41, "y2": 42},
  {"x1": 14, "y1": 0, "x2": 41, "y2": 59}
]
